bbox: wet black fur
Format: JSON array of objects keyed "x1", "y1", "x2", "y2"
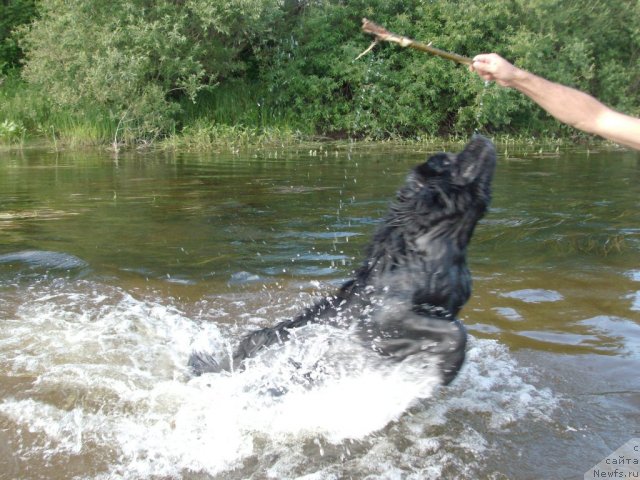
[{"x1": 190, "y1": 136, "x2": 496, "y2": 385}]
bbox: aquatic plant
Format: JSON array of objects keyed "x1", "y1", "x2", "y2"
[
  {"x1": 0, "y1": 119, "x2": 25, "y2": 145},
  {"x1": 161, "y1": 121, "x2": 305, "y2": 152}
]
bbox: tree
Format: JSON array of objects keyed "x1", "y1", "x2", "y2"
[
  {"x1": 20, "y1": 0, "x2": 283, "y2": 141},
  {"x1": 0, "y1": 0, "x2": 37, "y2": 73}
]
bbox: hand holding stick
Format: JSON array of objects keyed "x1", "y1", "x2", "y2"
[{"x1": 358, "y1": 18, "x2": 472, "y2": 66}]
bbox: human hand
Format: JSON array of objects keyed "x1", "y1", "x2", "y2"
[{"x1": 469, "y1": 53, "x2": 520, "y2": 87}]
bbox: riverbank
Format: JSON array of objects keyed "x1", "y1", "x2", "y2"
[
  {"x1": 0, "y1": 126, "x2": 620, "y2": 157},
  {"x1": 0, "y1": 74, "x2": 614, "y2": 155},
  {"x1": 3, "y1": 0, "x2": 639, "y2": 157}
]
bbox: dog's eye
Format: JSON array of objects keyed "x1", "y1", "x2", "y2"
[{"x1": 418, "y1": 154, "x2": 452, "y2": 178}]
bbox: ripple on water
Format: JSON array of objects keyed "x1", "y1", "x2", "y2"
[
  {"x1": 228, "y1": 271, "x2": 264, "y2": 285},
  {"x1": 499, "y1": 288, "x2": 564, "y2": 303},
  {"x1": 628, "y1": 291, "x2": 640, "y2": 311},
  {"x1": 0, "y1": 250, "x2": 89, "y2": 277},
  {"x1": 579, "y1": 315, "x2": 640, "y2": 356},
  {"x1": 624, "y1": 270, "x2": 640, "y2": 311},
  {"x1": 626, "y1": 269, "x2": 640, "y2": 282},
  {"x1": 491, "y1": 306, "x2": 524, "y2": 322},
  {"x1": 515, "y1": 330, "x2": 602, "y2": 347}
]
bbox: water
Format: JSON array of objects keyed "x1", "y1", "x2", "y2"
[{"x1": 0, "y1": 144, "x2": 638, "y2": 479}]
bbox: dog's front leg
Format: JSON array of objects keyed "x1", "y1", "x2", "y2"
[{"x1": 371, "y1": 310, "x2": 467, "y2": 385}]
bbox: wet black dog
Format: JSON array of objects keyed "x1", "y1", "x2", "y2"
[{"x1": 190, "y1": 136, "x2": 496, "y2": 385}]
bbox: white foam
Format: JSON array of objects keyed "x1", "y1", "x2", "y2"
[
  {"x1": 0, "y1": 280, "x2": 558, "y2": 479},
  {"x1": 626, "y1": 270, "x2": 640, "y2": 282},
  {"x1": 629, "y1": 291, "x2": 640, "y2": 311}
]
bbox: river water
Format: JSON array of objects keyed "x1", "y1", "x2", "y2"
[{"x1": 0, "y1": 143, "x2": 638, "y2": 479}]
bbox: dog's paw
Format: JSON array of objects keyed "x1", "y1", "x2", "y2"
[{"x1": 188, "y1": 351, "x2": 223, "y2": 376}]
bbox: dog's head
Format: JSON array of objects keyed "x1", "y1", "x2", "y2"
[{"x1": 389, "y1": 135, "x2": 496, "y2": 248}]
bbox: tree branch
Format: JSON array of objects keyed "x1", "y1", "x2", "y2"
[{"x1": 359, "y1": 18, "x2": 472, "y2": 66}]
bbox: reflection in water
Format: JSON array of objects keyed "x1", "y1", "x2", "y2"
[{"x1": 0, "y1": 145, "x2": 638, "y2": 479}]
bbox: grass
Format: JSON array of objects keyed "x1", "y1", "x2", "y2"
[
  {"x1": 177, "y1": 80, "x2": 302, "y2": 130},
  {"x1": 159, "y1": 81, "x2": 311, "y2": 151},
  {"x1": 0, "y1": 72, "x2": 118, "y2": 148},
  {"x1": 160, "y1": 122, "x2": 306, "y2": 151},
  {"x1": 0, "y1": 74, "x2": 620, "y2": 154},
  {"x1": 48, "y1": 110, "x2": 118, "y2": 148},
  {"x1": 0, "y1": 75, "x2": 309, "y2": 151}
]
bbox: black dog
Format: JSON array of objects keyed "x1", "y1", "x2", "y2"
[{"x1": 190, "y1": 136, "x2": 496, "y2": 385}]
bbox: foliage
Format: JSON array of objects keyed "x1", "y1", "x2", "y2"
[
  {"x1": 0, "y1": 119, "x2": 25, "y2": 144},
  {"x1": 161, "y1": 119, "x2": 303, "y2": 151},
  {"x1": 1, "y1": 0, "x2": 638, "y2": 146},
  {"x1": 19, "y1": 0, "x2": 283, "y2": 143},
  {"x1": 0, "y1": 0, "x2": 37, "y2": 73},
  {"x1": 253, "y1": 0, "x2": 640, "y2": 139}
]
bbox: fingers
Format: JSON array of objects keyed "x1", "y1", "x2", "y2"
[
  {"x1": 470, "y1": 54, "x2": 494, "y2": 78},
  {"x1": 472, "y1": 53, "x2": 494, "y2": 64},
  {"x1": 470, "y1": 53, "x2": 516, "y2": 86},
  {"x1": 470, "y1": 64, "x2": 495, "y2": 82},
  {"x1": 471, "y1": 54, "x2": 497, "y2": 72}
]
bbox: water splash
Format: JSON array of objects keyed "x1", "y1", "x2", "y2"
[
  {"x1": 0, "y1": 279, "x2": 557, "y2": 479},
  {"x1": 474, "y1": 80, "x2": 491, "y2": 134}
]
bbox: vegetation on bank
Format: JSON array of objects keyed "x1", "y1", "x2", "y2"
[{"x1": 1, "y1": 0, "x2": 639, "y2": 149}]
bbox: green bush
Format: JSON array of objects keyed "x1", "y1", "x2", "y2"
[
  {"x1": 254, "y1": 0, "x2": 640, "y2": 139},
  {"x1": 0, "y1": 0, "x2": 37, "y2": 73},
  {"x1": 19, "y1": 0, "x2": 283, "y2": 143},
  {"x1": 3, "y1": 0, "x2": 638, "y2": 144},
  {"x1": 0, "y1": 119, "x2": 25, "y2": 144}
]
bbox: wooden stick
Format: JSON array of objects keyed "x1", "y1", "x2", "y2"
[{"x1": 359, "y1": 18, "x2": 472, "y2": 66}]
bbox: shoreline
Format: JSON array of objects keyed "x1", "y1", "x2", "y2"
[{"x1": 0, "y1": 128, "x2": 622, "y2": 156}]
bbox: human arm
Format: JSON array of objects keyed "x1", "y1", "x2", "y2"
[{"x1": 470, "y1": 53, "x2": 640, "y2": 150}]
